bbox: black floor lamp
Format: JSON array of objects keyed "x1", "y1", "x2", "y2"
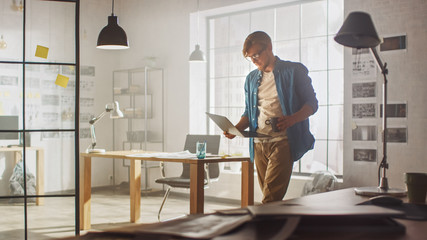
[{"x1": 334, "y1": 12, "x2": 406, "y2": 197}]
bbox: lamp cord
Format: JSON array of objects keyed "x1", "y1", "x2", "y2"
[
  {"x1": 197, "y1": 0, "x2": 200, "y2": 44},
  {"x1": 111, "y1": 0, "x2": 114, "y2": 15}
]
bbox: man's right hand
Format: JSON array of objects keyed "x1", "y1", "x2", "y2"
[
  {"x1": 223, "y1": 116, "x2": 249, "y2": 140},
  {"x1": 223, "y1": 131, "x2": 236, "y2": 139}
]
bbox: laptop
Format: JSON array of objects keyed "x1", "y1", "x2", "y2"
[{"x1": 206, "y1": 112, "x2": 270, "y2": 138}]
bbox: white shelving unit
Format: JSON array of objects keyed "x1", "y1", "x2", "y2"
[{"x1": 112, "y1": 67, "x2": 164, "y2": 190}]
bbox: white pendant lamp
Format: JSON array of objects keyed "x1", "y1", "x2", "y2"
[{"x1": 189, "y1": 0, "x2": 205, "y2": 61}]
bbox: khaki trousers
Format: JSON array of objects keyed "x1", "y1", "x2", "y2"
[{"x1": 254, "y1": 139, "x2": 293, "y2": 203}]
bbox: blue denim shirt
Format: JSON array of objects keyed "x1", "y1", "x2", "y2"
[{"x1": 243, "y1": 57, "x2": 318, "y2": 162}]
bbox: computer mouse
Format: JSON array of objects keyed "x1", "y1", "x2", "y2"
[{"x1": 369, "y1": 195, "x2": 403, "y2": 206}]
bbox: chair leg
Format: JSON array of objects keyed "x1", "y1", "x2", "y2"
[{"x1": 158, "y1": 187, "x2": 172, "y2": 221}]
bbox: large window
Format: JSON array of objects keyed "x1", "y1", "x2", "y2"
[{"x1": 192, "y1": 0, "x2": 344, "y2": 175}]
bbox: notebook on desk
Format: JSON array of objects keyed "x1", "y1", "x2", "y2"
[{"x1": 206, "y1": 112, "x2": 270, "y2": 138}]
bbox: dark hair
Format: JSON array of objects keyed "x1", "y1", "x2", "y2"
[{"x1": 242, "y1": 31, "x2": 272, "y2": 57}]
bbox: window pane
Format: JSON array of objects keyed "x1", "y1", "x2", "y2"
[
  {"x1": 329, "y1": 70, "x2": 344, "y2": 105},
  {"x1": 25, "y1": 0, "x2": 75, "y2": 63},
  {"x1": 310, "y1": 106, "x2": 327, "y2": 140},
  {"x1": 211, "y1": 48, "x2": 229, "y2": 78},
  {"x1": 328, "y1": 0, "x2": 344, "y2": 35},
  {"x1": 28, "y1": 197, "x2": 75, "y2": 239},
  {"x1": 0, "y1": 0, "x2": 23, "y2": 62},
  {"x1": 209, "y1": 78, "x2": 216, "y2": 107},
  {"x1": 275, "y1": 40, "x2": 300, "y2": 62},
  {"x1": 276, "y1": 5, "x2": 300, "y2": 41},
  {"x1": 310, "y1": 71, "x2": 327, "y2": 106},
  {"x1": 27, "y1": 132, "x2": 75, "y2": 195},
  {"x1": 301, "y1": 37, "x2": 327, "y2": 71},
  {"x1": 229, "y1": 13, "x2": 250, "y2": 48},
  {"x1": 25, "y1": 65, "x2": 76, "y2": 130},
  {"x1": 301, "y1": 1, "x2": 327, "y2": 38},
  {"x1": 211, "y1": 77, "x2": 229, "y2": 108},
  {"x1": 301, "y1": 140, "x2": 327, "y2": 173},
  {"x1": 250, "y1": 9, "x2": 274, "y2": 37},
  {"x1": 228, "y1": 77, "x2": 245, "y2": 107},
  {"x1": 0, "y1": 199, "x2": 25, "y2": 239},
  {"x1": 229, "y1": 47, "x2": 249, "y2": 77},
  {"x1": 329, "y1": 105, "x2": 343, "y2": 140},
  {"x1": 328, "y1": 36, "x2": 344, "y2": 69},
  {"x1": 328, "y1": 140, "x2": 343, "y2": 175},
  {"x1": 0, "y1": 64, "x2": 23, "y2": 126},
  {"x1": 210, "y1": 17, "x2": 229, "y2": 49}
]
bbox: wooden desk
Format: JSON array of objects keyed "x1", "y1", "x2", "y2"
[
  {"x1": 79, "y1": 151, "x2": 254, "y2": 230},
  {"x1": 70, "y1": 188, "x2": 426, "y2": 239},
  {"x1": 283, "y1": 188, "x2": 426, "y2": 239},
  {"x1": 0, "y1": 146, "x2": 44, "y2": 205}
]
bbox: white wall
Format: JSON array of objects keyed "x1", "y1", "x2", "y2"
[
  {"x1": 342, "y1": 0, "x2": 427, "y2": 189},
  {"x1": 80, "y1": 0, "x2": 122, "y2": 187}
]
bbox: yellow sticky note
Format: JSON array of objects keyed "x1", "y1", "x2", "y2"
[
  {"x1": 35, "y1": 45, "x2": 49, "y2": 59},
  {"x1": 55, "y1": 74, "x2": 69, "y2": 88}
]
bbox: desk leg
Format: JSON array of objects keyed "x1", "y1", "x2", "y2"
[
  {"x1": 130, "y1": 160, "x2": 141, "y2": 223},
  {"x1": 241, "y1": 161, "x2": 254, "y2": 207},
  {"x1": 190, "y1": 162, "x2": 204, "y2": 214},
  {"x1": 36, "y1": 149, "x2": 44, "y2": 205},
  {"x1": 79, "y1": 156, "x2": 92, "y2": 230}
]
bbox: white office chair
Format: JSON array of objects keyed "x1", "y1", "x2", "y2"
[{"x1": 155, "y1": 134, "x2": 221, "y2": 221}]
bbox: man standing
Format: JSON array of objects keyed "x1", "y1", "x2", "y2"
[{"x1": 224, "y1": 31, "x2": 318, "y2": 203}]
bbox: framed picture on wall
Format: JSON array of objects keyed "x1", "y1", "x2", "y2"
[
  {"x1": 354, "y1": 148, "x2": 377, "y2": 162},
  {"x1": 352, "y1": 125, "x2": 377, "y2": 141},
  {"x1": 380, "y1": 103, "x2": 407, "y2": 118},
  {"x1": 352, "y1": 82, "x2": 376, "y2": 98},
  {"x1": 352, "y1": 103, "x2": 376, "y2": 118},
  {"x1": 386, "y1": 127, "x2": 407, "y2": 143}
]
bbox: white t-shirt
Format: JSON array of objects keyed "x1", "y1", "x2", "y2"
[{"x1": 256, "y1": 71, "x2": 287, "y2": 142}]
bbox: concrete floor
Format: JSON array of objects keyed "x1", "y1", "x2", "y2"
[{"x1": 0, "y1": 187, "x2": 240, "y2": 240}]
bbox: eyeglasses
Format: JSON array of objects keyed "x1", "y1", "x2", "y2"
[{"x1": 245, "y1": 48, "x2": 266, "y2": 62}]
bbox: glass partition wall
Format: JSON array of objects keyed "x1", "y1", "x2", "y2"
[{"x1": 0, "y1": 0, "x2": 80, "y2": 239}]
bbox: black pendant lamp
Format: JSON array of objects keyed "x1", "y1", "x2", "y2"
[{"x1": 97, "y1": 0, "x2": 129, "y2": 50}]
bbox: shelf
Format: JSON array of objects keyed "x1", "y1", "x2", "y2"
[
  {"x1": 113, "y1": 93, "x2": 145, "y2": 96},
  {"x1": 113, "y1": 66, "x2": 164, "y2": 153}
]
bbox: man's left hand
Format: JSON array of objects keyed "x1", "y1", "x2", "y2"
[{"x1": 277, "y1": 115, "x2": 297, "y2": 131}]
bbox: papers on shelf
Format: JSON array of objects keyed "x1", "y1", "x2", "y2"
[{"x1": 125, "y1": 150, "x2": 197, "y2": 159}]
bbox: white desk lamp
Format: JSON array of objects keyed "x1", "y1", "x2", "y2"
[
  {"x1": 334, "y1": 12, "x2": 406, "y2": 197},
  {"x1": 87, "y1": 101, "x2": 123, "y2": 153}
]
